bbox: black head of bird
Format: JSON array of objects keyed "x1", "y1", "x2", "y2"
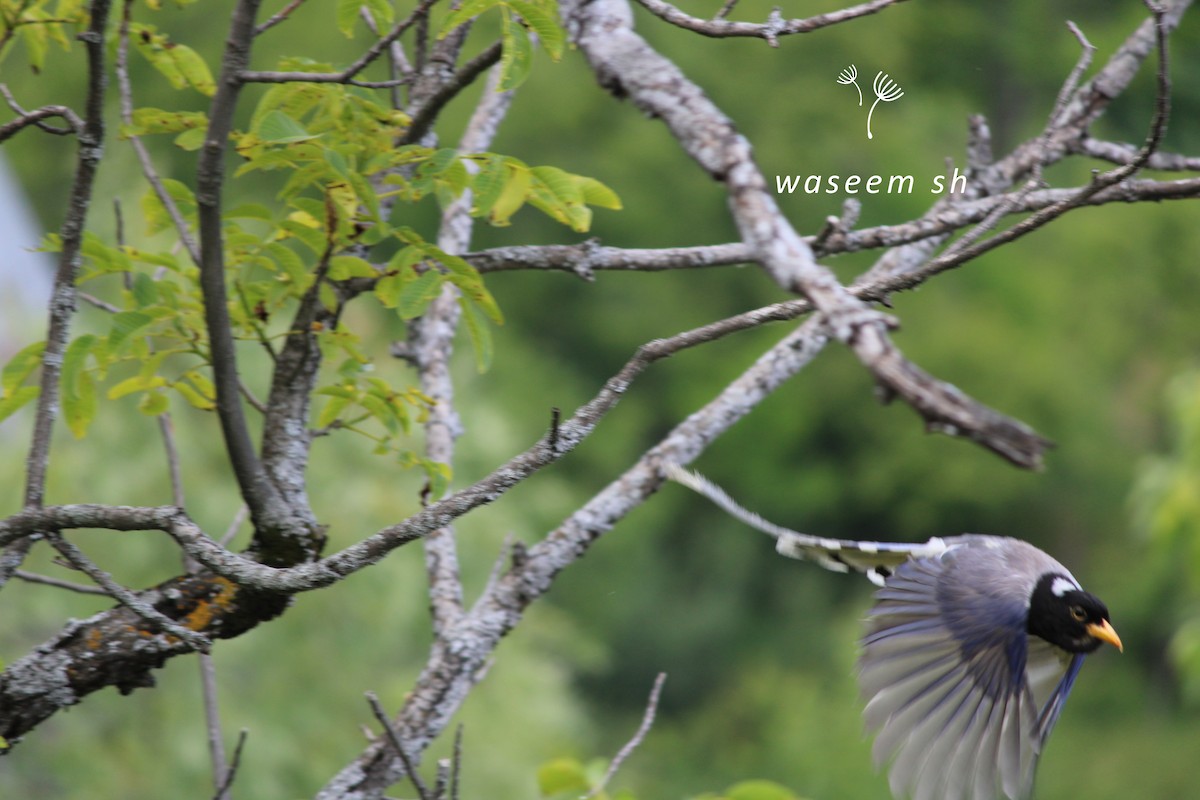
[
  {"x1": 665, "y1": 465, "x2": 1122, "y2": 800},
  {"x1": 1026, "y1": 573, "x2": 1122, "y2": 655}
]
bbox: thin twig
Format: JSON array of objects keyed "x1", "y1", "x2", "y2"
[
  {"x1": 116, "y1": 0, "x2": 202, "y2": 265},
  {"x1": 584, "y1": 672, "x2": 667, "y2": 798},
  {"x1": 634, "y1": 0, "x2": 909, "y2": 47},
  {"x1": 939, "y1": 19, "x2": 1097, "y2": 263},
  {"x1": 12, "y1": 569, "x2": 109, "y2": 595},
  {"x1": 243, "y1": 0, "x2": 439, "y2": 83},
  {"x1": 200, "y1": 655, "x2": 229, "y2": 797},
  {"x1": 366, "y1": 691, "x2": 431, "y2": 800},
  {"x1": 254, "y1": 0, "x2": 306, "y2": 35},
  {"x1": 210, "y1": 729, "x2": 248, "y2": 800},
  {"x1": 450, "y1": 724, "x2": 464, "y2": 800},
  {"x1": 0, "y1": 84, "x2": 77, "y2": 135}
]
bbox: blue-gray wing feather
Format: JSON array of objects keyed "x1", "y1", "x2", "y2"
[{"x1": 859, "y1": 538, "x2": 1075, "y2": 800}]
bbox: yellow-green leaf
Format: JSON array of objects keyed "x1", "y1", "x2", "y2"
[
  {"x1": 329, "y1": 255, "x2": 378, "y2": 280},
  {"x1": 498, "y1": 9, "x2": 534, "y2": 91},
  {"x1": 397, "y1": 270, "x2": 444, "y2": 319},
  {"x1": 508, "y1": 0, "x2": 564, "y2": 60},
  {"x1": 489, "y1": 162, "x2": 531, "y2": 226},
  {"x1": 61, "y1": 335, "x2": 97, "y2": 437},
  {"x1": 172, "y1": 381, "x2": 213, "y2": 411},
  {"x1": 256, "y1": 110, "x2": 318, "y2": 144},
  {"x1": 459, "y1": 295, "x2": 495, "y2": 373},
  {"x1": 439, "y1": 0, "x2": 498, "y2": 37},
  {"x1": 138, "y1": 389, "x2": 170, "y2": 415},
  {"x1": 0, "y1": 386, "x2": 39, "y2": 425},
  {"x1": 536, "y1": 757, "x2": 590, "y2": 797},
  {"x1": 2, "y1": 341, "x2": 46, "y2": 395},
  {"x1": 108, "y1": 373, "x2": 167, "y2": 400}
]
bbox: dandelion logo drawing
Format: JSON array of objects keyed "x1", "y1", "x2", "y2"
[{"x1": 837, "y1": 66, "x2": 904, "y2": 140}]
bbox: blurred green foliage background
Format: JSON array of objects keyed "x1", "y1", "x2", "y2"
[{"x1": 2, "y1": 1, "x2": 1200, "y2": 798}]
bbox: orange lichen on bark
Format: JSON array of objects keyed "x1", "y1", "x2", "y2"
[{"x1": 182, "y1": 576, "x2": 239, "y2": 631}]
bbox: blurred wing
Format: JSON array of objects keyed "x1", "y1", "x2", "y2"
[
  {"x1": 664, "y1": 464, "x2": 949, "y2": 585},
  {"x1": 859, "y1": 551, "x2": 1071, "y2": 800}
]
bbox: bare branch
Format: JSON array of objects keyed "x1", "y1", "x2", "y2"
[
  {"x1": 1, "y1": 0, "x2": 115, "y2": 592},
  {"x1": 634, "y1": 0, "x2": 910, "y2": 47},
  {"x1": 417, "y1": 63, "x2": 516, "y2": 636},
  {"x1": 195, "y1": 0, "x2": 286, "y2": 531},
  {"x1": 584, "y1": 672, "x2": 667, "y2": 799},
  {"x1": 320, "y1": 314, "x2": 836, "y2": 796},
  {"x1": 565, "y1": 0, "x2": 1050, "y2": 467},
  {"x1": 399, "y1": 42, "x2": 504, "y2": 146},
  {"x1": 1073, "y1": 137, "x2": 1200, "y2": 171},
  {"x1": 0, "y1": 102, "x2": 83, "y2": 141}
]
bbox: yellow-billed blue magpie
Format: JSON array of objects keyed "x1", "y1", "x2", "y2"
[{"x1": 666, "y1": 465, "x2": 1122, "y2": 800}]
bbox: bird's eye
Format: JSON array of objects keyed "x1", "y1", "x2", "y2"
[{"x1": 1069, "y1": 605, "x2": 1086, "y2": 621}]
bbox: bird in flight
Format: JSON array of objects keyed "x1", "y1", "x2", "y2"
[{"x1": 665, "y1": 464, "x2": 1122, "y2": 800}]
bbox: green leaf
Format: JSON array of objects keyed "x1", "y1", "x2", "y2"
[
  {"x1": 537, "y1": 757, "x2": 590, "y2": 797},
  {"x1": 139, "y1": 389, "x2": 170, "y2": 416},
  {"x1": 508, "y1": 0, "x2": 564, "y2": 60},
  {"x1": 329, "y1": 255, "x2": 377, "y2": 280},
  {"x1": 318, "y1": 281, "x2": 339, "y2": 313},
  {"x1": 421, "y1": 458, "x2": 451, "y2": 499},
  {"x1": 725, "y1": 780, "x2": 802, "y2": 800},
  {"x1": 490, "y1": 161, "x2": 532, "y2": 226},
  {"x1": 529, "y1": 165, "x2": 591, "y2": 231},
  {"x1": 123, "y1": 107, "x2": 208, "y2": 136},
  {"x1": 0, "y1": 386, "x2": 40, "y2": 426},
  {"x1": 174, "y1": 126, "x2": 206, "y2": 150},
  {"x1": 397, "y1": 270, "x2": 444, "y2": 319},
  {"x1": 108, "y1": 310, "x2": 157, "y2": 352},
  {"x1": 266, "y1": 242, "x2": 313, "y2": 292},
  {"x1": 2, "y1": 341, "x2": 46, "y2": 395},
  {"x1": 439, "y1": 0, "x2": 499, "y2": 36},
  {"x1": 61, "y1": 335, "x2": 98, "y2": 438},
  {"x1": 498, "y1": 9, "x2": 534, "y2": 91},
  {"x1": 184, "y1": 370, "x2": 216, "y2": 403},
  {"x1": 459, "y1": 295, "x2": 495, "y2": 373},
  {"x1": 19, "y1": 22, "x2": 48, "y2": 74},
  {"x1": 256, "y1": 110, "x2": 319, "y2": 144},
  {"x1": 107, "y1": 373, "x2": 167, "y2": 400},
  {"x1": 348, "y1": 170, "x2": 381, "y2": 220},
  {"x1": 130, "y1": 24, "x2": 214, "y2": 96},
  {"x1": 170, "y1": 42, "x2": 216, "y2": 96},
  {"x1": 172, "y1": 378, "x2": 214, "y2": 410},
  {"x1": 316, "y1": 393, "x2": 354, "y2": 428},
  {"x1": 578, "y1": 175, "x2": 622, "y2": 209},
  {"x1": 336, "y1": 0, "x2": 363, "y2": 37},
  {"x1": 470, "y1": 155, "x2": 509, "y2": 219},
  {"x1": 141, "y1": 179, "x2": 198, "y2": 237},
  {"x1": 365, "y1": 0, "x2": 394, "y2": 26}
]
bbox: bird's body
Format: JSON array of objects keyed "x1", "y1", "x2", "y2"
[{"x1": 666, "y1": 466, "x2": 1122, "y2": 800}]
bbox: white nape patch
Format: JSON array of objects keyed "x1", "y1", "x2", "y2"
[{"x1": 1050, "y1": 576, "x2": 1079, "y2": 597}]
